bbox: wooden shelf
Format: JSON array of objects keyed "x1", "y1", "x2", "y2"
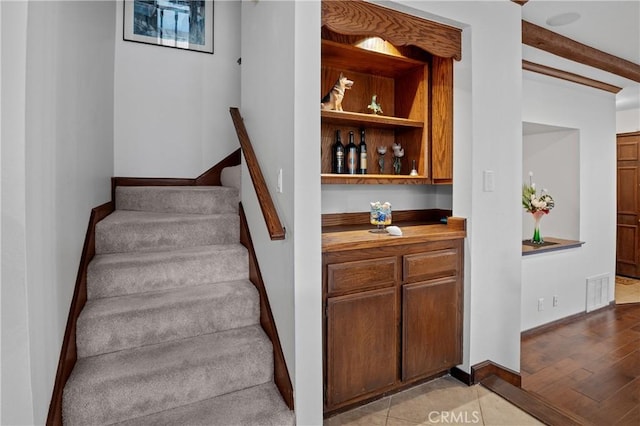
[
  {"x1": 321, "y1": 173, "x2": 431, "y2": 185},
  {"x1": 320, "y1": 0, "x2": 455, "y2": 185},
  {"x1": 322, "y1": 39, "x2": 426, "y2": 78},
  {"x1": 321, "y1": 110, "x2": 423, "y2": 130}
]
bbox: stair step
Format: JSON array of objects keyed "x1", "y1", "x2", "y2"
[
  {"x1": 116, "y1": 185, "x2": 239, "y2": 215},
  {"x1": 95, "y1": 210, "x2": 239, "y2": 254},
  {"x1": 87, "y1": 244, "x2": 248, "y2": 299},
  {"x1": 63, "y1": 325, "x2": 273, "y2": 425},
  {"x1": 118, "y1": 382, "x2": 294, "y2": 426},
  {"x1": 76, "y1": 280, "x2": 259, "y2": 358}
]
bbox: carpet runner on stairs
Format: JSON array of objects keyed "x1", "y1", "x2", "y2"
[{"x1": 62, "y1": 185, "x2": 294, "y2": 425}]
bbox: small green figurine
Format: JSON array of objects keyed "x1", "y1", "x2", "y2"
[{"x1": 367, "y1": 95, "x2": 383, "y2": 115}]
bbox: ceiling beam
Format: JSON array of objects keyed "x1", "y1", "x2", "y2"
[
  {"x1": 523, "y1": 60, "x2": 622, "y2": 94},
  {"x1": 522, "y1": 20, "x2": 640, "y2": 83}
]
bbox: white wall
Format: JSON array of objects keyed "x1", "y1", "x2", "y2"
[
  {"x1": 114, "y1": 0, "x2": 240, "y2": 178},
  {"x1": 1, "y1": 2, "x2": 33, "y2": 424},
  {"x1": 241, "y1": 1, "x2": 322, "y2": 424},
  {"x1": 0, "y1": 4, "x2": 3, "y2": 420},
  {"x1": 1, "y1": 2, "x2": 115, "y2": 424},
  {"x1": 522, "y1": 129, "x2": 580, "y2": 241},
  {"x1": 617, "y1": 108, "x2": 640, "y2": 133},
  {"x1": 322, "y1": 184, "x2": 452, "y2": 214},
  {"x1": 521, "y1": 73, "x2": 617, "y2": 331}
]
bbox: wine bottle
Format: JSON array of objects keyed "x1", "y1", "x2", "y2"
[
  {"x1": 332, "y1": 130, "x2": 345, "y2": 174},
  {"x1": 346, "y1": 131, "x2": 358, "y2": 175},
  {"x1": 358, "y1": 128, "x2": 367, "y2": 174}
]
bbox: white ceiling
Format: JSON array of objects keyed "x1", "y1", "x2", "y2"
[{"x1": 520, "y1": 0, "x2": 640, "y2": 111}]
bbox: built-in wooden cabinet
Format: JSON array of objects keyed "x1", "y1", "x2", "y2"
[
  {"x1": 320, "y1": 0, "x2": 460, "y2": 184},
  {"x1": 320, "y1": 0, "x2": 465, "y2": 415},
  {"x1": 322, "y1": 225, "x2": 464, "y2": 414}
]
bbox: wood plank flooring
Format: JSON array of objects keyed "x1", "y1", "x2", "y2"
[{"x1": 521, "y1": 303, "x2": 640, "y2": 426}]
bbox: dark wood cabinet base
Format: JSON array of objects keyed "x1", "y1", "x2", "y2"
[{"x1": 322, "y1": 217, "x2": 465, "y2": 414}]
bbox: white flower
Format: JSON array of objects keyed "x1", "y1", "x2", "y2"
[
  {"x1": 377, "y1": 146, "x2": 387, "y2": 155},
  {"x1": 392, "y1": 143, "x2": 405, "y2": 158}
]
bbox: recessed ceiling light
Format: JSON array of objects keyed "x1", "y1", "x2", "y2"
[{"x1": 546, "y1": 12, "x2": 581, "y2": 27}]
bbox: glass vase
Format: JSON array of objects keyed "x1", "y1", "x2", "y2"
[{"x1": 531, "y1": 211, "x2": 545, "y2": 244}]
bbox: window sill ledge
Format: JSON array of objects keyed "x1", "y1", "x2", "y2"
[{"x1": 522, "y1": 237, "x2": 585, "y2": 256}]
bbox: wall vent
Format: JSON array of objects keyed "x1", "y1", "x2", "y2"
[{"x1": 586, "y1": 274, "x2": 610, "y2": 312}]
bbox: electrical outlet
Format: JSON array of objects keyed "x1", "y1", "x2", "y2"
[
  {"x1": 538, "y1": 298, "x2": 544, "y2": 311},
  {"x1": 553, "y1": 295, "x2": 559, "y2": 307}
]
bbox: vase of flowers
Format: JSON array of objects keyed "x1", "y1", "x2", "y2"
[{"x1": 522, "y1": 172, "x2": 555, "y2": 244}]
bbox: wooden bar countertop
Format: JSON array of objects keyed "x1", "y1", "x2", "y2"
[{"x1": 322, "y1": 210, "x2": 466, "y2": 253}]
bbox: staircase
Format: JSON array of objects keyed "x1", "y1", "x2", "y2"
[{"x1": 62, "y1": 185, "x2": 294, "y2": 425}]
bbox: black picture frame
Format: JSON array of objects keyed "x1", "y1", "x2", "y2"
[{"x1": 123, "y1": 0, "x2": 214, "y2": 54}]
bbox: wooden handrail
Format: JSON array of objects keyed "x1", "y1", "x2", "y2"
[{"x1": 229, "y1": 107, "x2": 286, "y2": 240}]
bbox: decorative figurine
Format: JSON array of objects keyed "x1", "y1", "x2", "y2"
[
  {"x1": 392, "y1": 143, "x2": 404, "y2": 174},
  {"x1": 321, "y1": 73, "x2": 353, "y2": 111},
  {"x1": 367, "y1": 95, "x2": 383, "y2": 115},
  {"x1": 377, "y1": 146, "x2": 387, "y2": 174}
]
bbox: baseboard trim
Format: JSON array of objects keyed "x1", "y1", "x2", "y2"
[
  {"x1": 239, "y1": 204, "x2": 294, "y2": 410},
  {"x1": 450, "y1": 360, "x2": 521, "y2": 387},
  {"x1": 111, "y1": 148, "x2": 241, "y2": 201},
  {"x1": 521, "y1": 302, "x2": 616, "y2": 339},
  {"x1": 472, "y1": 360, "x2": 521, "y2": 387},
  {"x1": 46, "y1": 201, "x2": 114, "y2": 426},
  {"x1": 449, "y1": 366, "x2": 471, "y2": 385}
]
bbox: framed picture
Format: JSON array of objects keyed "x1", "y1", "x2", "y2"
[{"x1": 123, "y1": 0, "x2": 213, "y2": 54}]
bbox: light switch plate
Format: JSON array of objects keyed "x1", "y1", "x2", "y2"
[{"x1": 483, "y1": 170, "x2": 495, "y2": 192}]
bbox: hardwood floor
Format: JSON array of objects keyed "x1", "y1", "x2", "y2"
[{"x1": 521, "y1": 303, "x2": 640, "y2": 425}]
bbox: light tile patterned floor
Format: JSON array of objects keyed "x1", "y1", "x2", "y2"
[
  {"x1": 615, "y1": 275, "x2": 640, "y2": 304},
  {"x1": 323, "y1": 376, "x2": 543, "y2": 426}
]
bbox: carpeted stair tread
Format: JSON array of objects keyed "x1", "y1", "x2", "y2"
[
  {"x1": 116, "y1": 382, "x2": 294, "y2": 426},
  {"x1": 63, "y1": 325, "x2": 274, "y2": 425},
  {"x1": 76, "y1": 280, "x2": 259, "y2": 358},
  {"x1": 116, "y1": 186, "x2": 239, "y2": 215},
  {"x1": 87, "y1": 244, "x2": 248, "y2": 299},
  {"x1": 95, "y1": 210, "x2": 239, "y2": 254}
]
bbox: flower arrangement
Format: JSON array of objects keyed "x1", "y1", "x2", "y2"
[
  {"x1": 523, "y1": 172, "x2": 554, "y2": 244},
  {"x1": 522, "y1": 172, "x2": 555, "y2": 214},
  {"x1": 392, "y1": 143, "x2": 404, "y2": 174}
]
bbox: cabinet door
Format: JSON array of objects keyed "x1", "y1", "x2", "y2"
[
  {"x1": 402, "y1": 277, "x2": 461, "y2": 381},
  {"x1": 326, "y1": 287, "x2": 398, "y2": 408}
]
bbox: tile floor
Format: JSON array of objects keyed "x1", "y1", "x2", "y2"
[
  {"x1": 615, "y1": 275, "x2": 640, "y2": 304},
  {"x1": 323, "y1": 376, "x2": 542, "y2": 426}
]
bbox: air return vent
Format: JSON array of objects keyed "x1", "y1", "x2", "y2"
[{"x1": 585, "y1": 274, "x2": 610, "y2": 312}]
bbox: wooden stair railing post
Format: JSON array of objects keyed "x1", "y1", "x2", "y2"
[{"x1": 229, "y1": 107, "x2": 286, "y2": 241}]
